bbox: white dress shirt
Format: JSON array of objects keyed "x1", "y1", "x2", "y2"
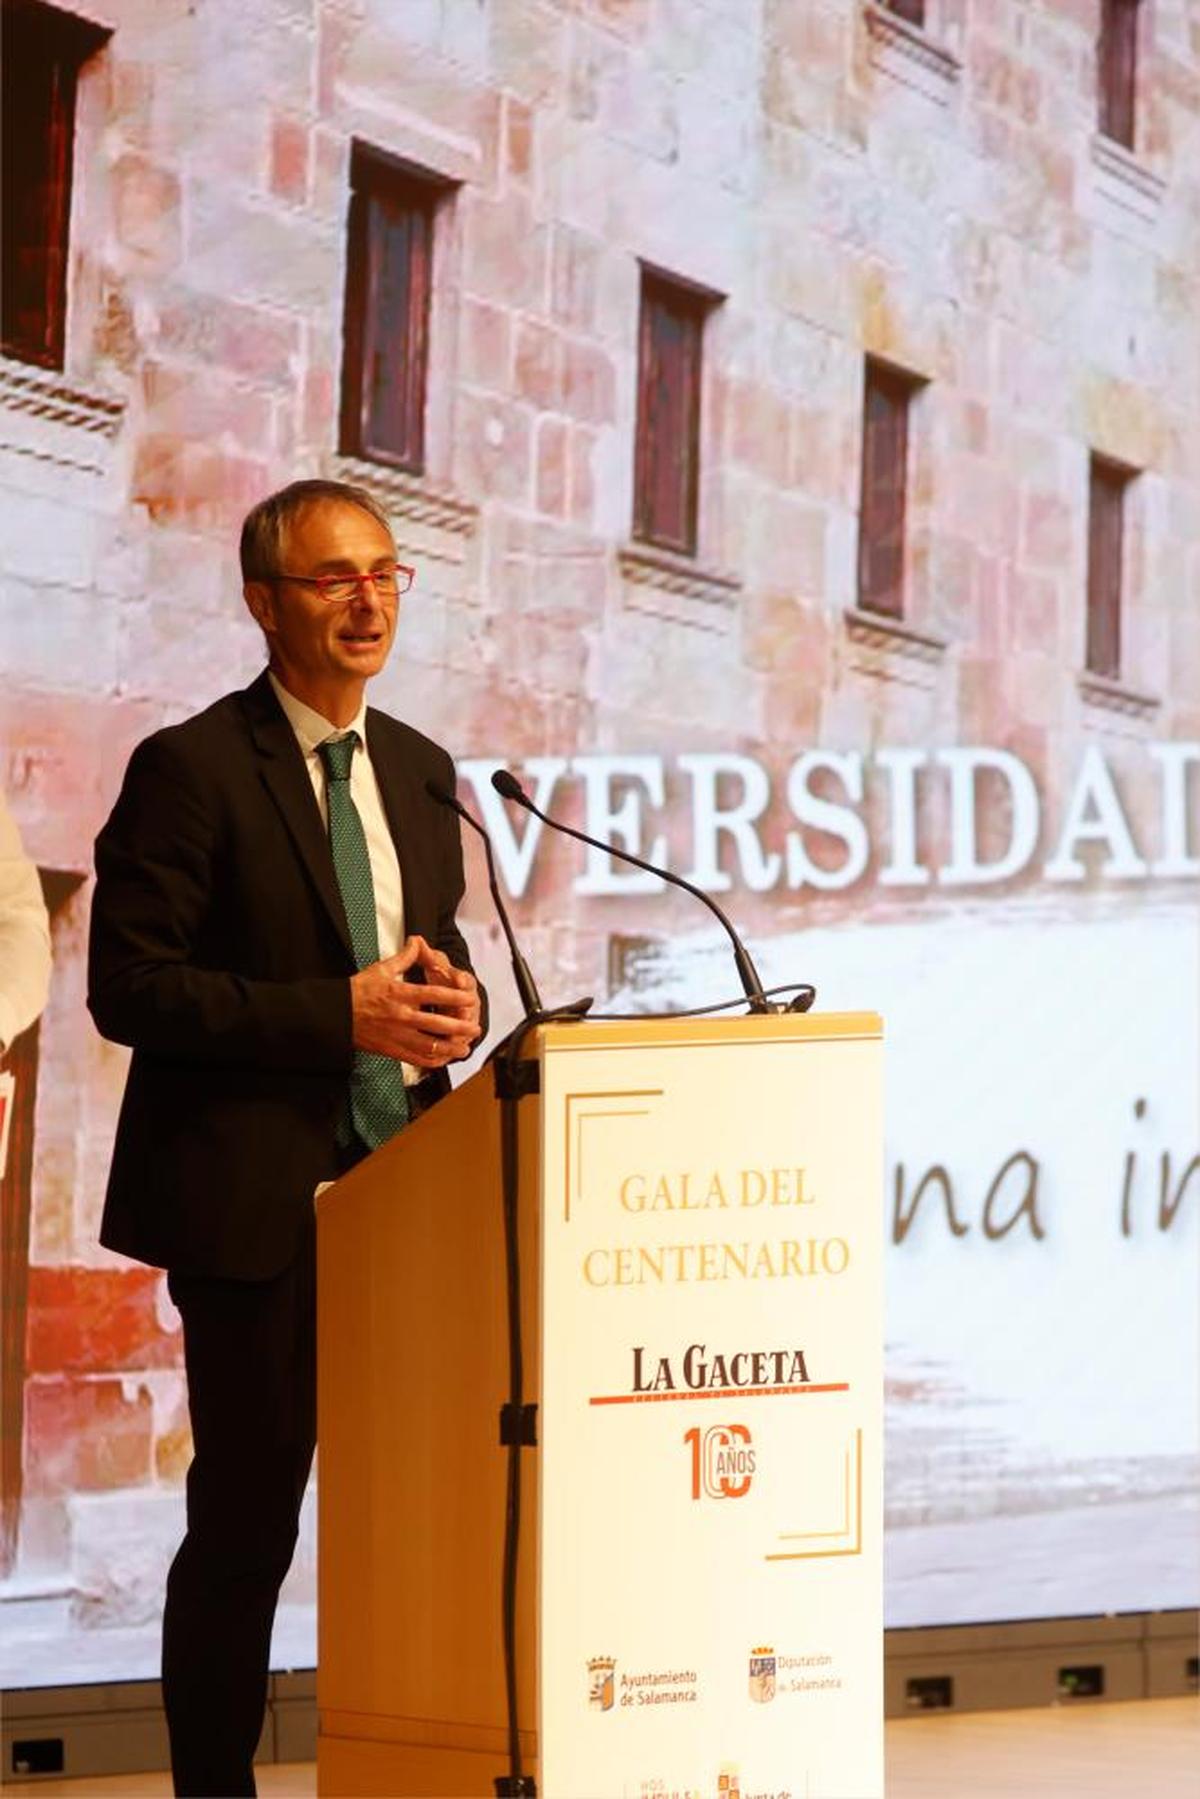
[
  {"x1": 0, "y1": 790, "x2": 52, "y2": 1055},
  {"x1": 268, "y1": 673, "x2": 419, "y2": 1083}
]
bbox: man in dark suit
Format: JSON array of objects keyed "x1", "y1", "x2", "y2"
[{"x1": 88, "y1": 479, "x2": 484, "y2": 1798}]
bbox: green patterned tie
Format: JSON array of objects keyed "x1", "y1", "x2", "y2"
[{"x1": 318, "y1": 733, "x2": 410, "y2": 1149}]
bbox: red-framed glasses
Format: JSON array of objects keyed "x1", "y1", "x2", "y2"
[{"x1": 273, "y1": 562, "x2": 415, "y2": 603}]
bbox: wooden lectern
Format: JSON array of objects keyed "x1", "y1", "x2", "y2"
[{"x1": 317, "y1": 1012, "x2": 884, "y2": 1799}]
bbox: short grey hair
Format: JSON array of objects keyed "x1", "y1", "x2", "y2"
[{"x1": 239, "y1": 479, "x2": 394, "y2": 581}]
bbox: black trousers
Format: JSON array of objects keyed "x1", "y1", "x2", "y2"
[
  {"x1": 162, "y1": 1218, "x2": 318, "y2": 1798},
  {"x1": 159, "y1": 1094, "x2": 439, "y2": 1798}
]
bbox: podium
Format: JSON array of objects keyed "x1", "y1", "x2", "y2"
[{"x1": 316, "y1": 1012, "x2": 884, "y2": 1799}]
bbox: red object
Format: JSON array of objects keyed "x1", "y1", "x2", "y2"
[
  {"x1": 272, "y1": 563, "x2": 416, "y2": 603},
  {"x1": 25, "y1": 1264, "x2": 181, "y2": 1376},
  {"x1": 23, "y1": 1375, "x2": 154, "y2": 1497}
]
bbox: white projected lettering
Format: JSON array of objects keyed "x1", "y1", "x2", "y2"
[
  {"x1": 680, "y1": 752, "x2": 782, "y2": 893},
  {"x1": 1149, "y1": 743, "x2": 1200, "y2": 877},
  {"x1": 457, "y1": 756, "x2": 568, "y2": 895},
  {"x1": 462, "y1": 741, "x2": 1198, "y2": 896},
  {"x1": 574, "y1": 756, "x2": 668, "y2": 896},
  {"x1": 875, "y1": 748, "x2": 931, "y2": 887},
  {"x1": 1044, "y1": 744, "x2": 1149, "y2": 882},
  {"x1": 785, "y1": 751, "x2": 869, "y2": 891},
  {"x1": 938, "y1": 747, "x2": 1040, "y2": 887}
]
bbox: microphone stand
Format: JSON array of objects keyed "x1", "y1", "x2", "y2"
[
  {"x1": 425, "y1": 776, "x2": 586, "y2": 1798},
  {"x1": 490, "y1": 769, "x2": 775, "y2": 1014},
  {"x1": 425, "y1": 778, "x2": 591, "y2": 1024}
]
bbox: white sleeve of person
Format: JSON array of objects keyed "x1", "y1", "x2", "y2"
[{"x1": 0, "y1": 788, "x2": 52, "y2": 1054}]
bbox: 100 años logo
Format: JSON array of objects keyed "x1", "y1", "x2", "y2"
[{"x1": 684, "y1": 1424, "x2": 755, "y2": 1499}]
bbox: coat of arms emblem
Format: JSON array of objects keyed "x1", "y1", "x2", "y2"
[
  {"x1": 587, "y1": 1655, "x2": 616, "y2": 1711},
  {"x1": 749, "y1": 1646, "x2": 777, "y2": 1704}
]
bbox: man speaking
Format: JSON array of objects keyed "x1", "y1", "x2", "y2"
[{"x1": 88, "y1": 480, "x2": 484, "y2": 1797}]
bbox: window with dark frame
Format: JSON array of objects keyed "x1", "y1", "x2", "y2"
[
  {"x1": 857, "y1": 358, "x2": 920, "y2": 621},
  {"x1": 632, "y1": 268, "x2": 719, "y2": 558},
  {"x1": 1098, "y1": 0, "x2": 1140, "y2": 149},
  {"x1": 339, "y1": 144, "x2": 448, "y2": 475},
  {"x1": 883, "y1": 0, "x2": 926, "y2": 27},
  {"x1": 1, "y1": 0, "x2": 109, "y2": 370},
  {"x1": 1086, "y1": 456, "x2": 1133, "y2": 680}
]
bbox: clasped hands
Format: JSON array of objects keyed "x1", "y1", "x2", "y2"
[{"x1": 350, "y1": 935, "x2": 482, "y2": 1070}]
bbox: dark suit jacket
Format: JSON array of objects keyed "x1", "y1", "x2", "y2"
[{"x1": 88, "y1": 671, "x2": 483, "y2": 1280}]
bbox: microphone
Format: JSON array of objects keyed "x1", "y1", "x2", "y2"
[
  {"x1": 490, "y1": 768, "x2": 773, "y2": 1015},
  {"x1": 425, "y1": 779, "x2": 543, "y2": 1018}
]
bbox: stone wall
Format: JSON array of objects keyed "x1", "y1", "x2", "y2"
[{"x1": 1, "y1": 0, "x2": 1196, "y2": 1648}]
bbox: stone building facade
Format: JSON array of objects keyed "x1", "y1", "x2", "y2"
[{"x1": 1, "y1": 0, "x2": 1197, "y2": 1667}]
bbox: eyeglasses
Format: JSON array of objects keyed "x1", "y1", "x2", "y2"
[{"x1": 271, "y1": 562, "x2": 415, "y2": 603}]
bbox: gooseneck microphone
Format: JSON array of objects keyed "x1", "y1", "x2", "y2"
[
  {"x1": 490, "y1": 767, "x2": 773, "y2": 1015},
  {"x1": 425, "y1": 779, "x2": 543, "y2": 1018}
]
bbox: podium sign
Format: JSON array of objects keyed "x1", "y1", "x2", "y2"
[
  {"x1": 538, "y1": 1015, "x2": 884, "y2": 1799},
  {"x1": 316, "y1": 1012, "x2": 882, "y2": 1799}
]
